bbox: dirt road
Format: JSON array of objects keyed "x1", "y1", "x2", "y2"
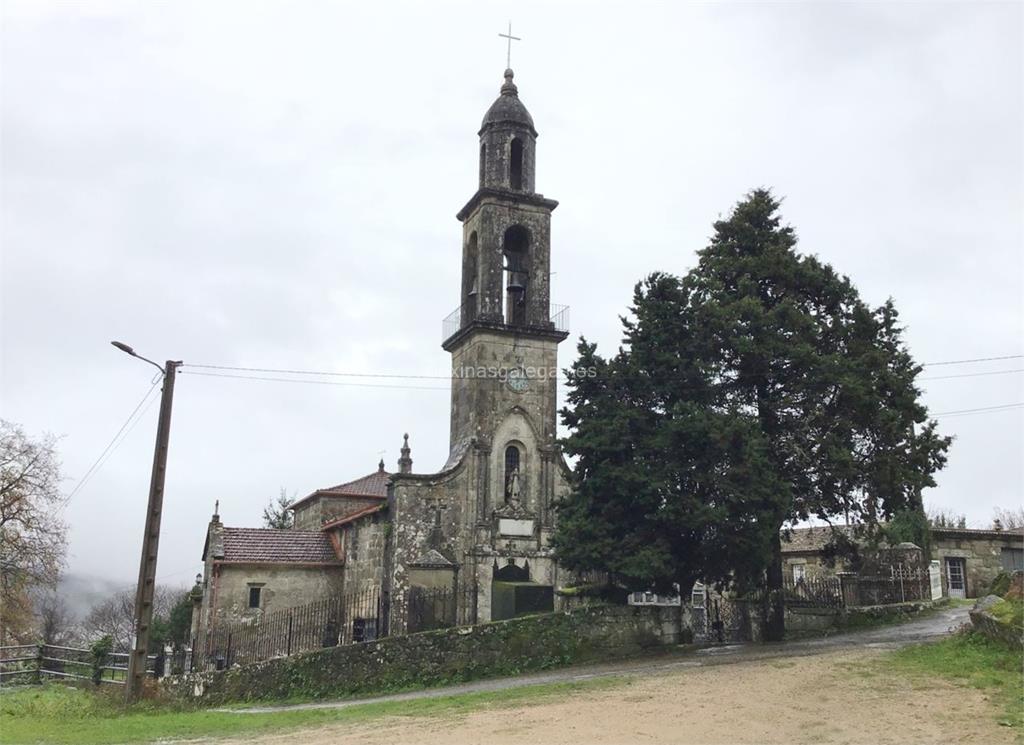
[
  {"x1": 226, "y1": 604, "x2": 971, "y2": 715},
  {"x1": 213, "y1": 606, "x2": 1013, "y2": 744}
]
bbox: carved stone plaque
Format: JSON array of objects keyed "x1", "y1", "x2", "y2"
[{"x1": 498, "y1": 518, "x2": 534, "y2": 537}]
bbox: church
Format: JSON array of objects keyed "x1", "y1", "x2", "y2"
[{"x1": 190, "y1": 66, "x2": 575, "y2": 643}]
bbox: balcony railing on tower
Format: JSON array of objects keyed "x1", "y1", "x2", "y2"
[{"x1": 442, "y1": 303, "x2": 570, "y2": 343}]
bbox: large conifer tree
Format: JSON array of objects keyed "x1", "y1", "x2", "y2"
[{"x1": 553, "y1": 190, "x2": 950, "y2": 639}]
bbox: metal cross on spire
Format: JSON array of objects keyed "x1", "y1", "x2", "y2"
[{"x1": 498, "y1": 21, "x2": 521, "y2": 69}]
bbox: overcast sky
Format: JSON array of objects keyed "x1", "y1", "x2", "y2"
[{"x1": 2, "y1": 1, "x2": 1021, "y2": 590}]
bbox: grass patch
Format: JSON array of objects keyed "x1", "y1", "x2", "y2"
[
  {"x1": 0, "y1": 676, "x2": 624, "y2": 744},
  {"x1": 989, "y1": 598, "x2": 1024, "y2": 631},
  {"x1": 884, "y1": 631, "x2": 1024, "y2": 730}
]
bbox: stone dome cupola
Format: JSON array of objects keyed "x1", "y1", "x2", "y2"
[
  {"x1": 480, "y1": 69, "x2": 536, "y2": 135},
  {"x1": 478, "y1": 69, "x2": 537, "y2": 194}
]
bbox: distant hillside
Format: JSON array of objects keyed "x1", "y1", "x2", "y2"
[{"x1": 57, "y1": 573, "x2": 127, "y2": 620}]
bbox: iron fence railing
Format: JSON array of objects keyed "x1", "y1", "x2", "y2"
[
  {"x1": 195, "y1": 586, "x2": 386, "y2": 672},
  {"x1": 850, "y1": 572, "x2": 930, "y2": 606},
  {"x1": 442, "y1": 302, "x2": 570, "y2": 343},
  {"x1": 783, "y1": 576, "x2": 843, "y2": 608},
  {"x1": 193, "y1": 584, "x2": 481, "y2": 673}
]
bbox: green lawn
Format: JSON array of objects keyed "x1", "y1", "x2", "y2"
[
  {"x1": 884, "y1": 631, "x2": 1024, "y2": 731},
  {"x1": 0, "y1": 676, "x2": 623, "y2": 745}
]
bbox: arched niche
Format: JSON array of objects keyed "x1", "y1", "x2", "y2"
[{"x1": 489, "y1": 409, "x2": 540, "y2": 513}]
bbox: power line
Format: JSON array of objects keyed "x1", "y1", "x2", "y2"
[
  {"x1": 184, "y1": 363, "x2": 451, "y2": 380},
  {"x1": 66, "y1": 379, "x2": 161, "y2": 501},
  {"x1": 922, "y1": 354, "x2": 1023, "y2": 367},
  {"x1": 919, "y1": 368, "x2": 1024, "y2": 381},
  {"x1": 181, "y1": 370, "x2": 449, "y2": 391},
  {"x1": 932, "y1": 402, "x2": 1023, "y2": 418},
  {"x1": 186, "y1": 355, "x2": 1024, "y2": 384}
]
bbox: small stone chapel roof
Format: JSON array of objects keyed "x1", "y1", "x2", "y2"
[
  {"x1": 217, "y1": 527, "x2": 341, "y2": 564},
  {"x1": 319, "y1": 468, "x2": 391, "y2": 498}
]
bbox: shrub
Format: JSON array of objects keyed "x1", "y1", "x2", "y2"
[{"x1": 89, "y1": 636, "x2": 113, "y2": 686}]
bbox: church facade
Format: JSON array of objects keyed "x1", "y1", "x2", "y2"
[{"x1": 191, "y1": 67, "x2": 573, "y2": 643}]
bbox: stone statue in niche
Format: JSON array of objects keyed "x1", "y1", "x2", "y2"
[{"x1": 506, "y1": 467, "x2": 522, "y2": 507}]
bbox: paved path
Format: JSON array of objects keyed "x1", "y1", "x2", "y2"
[{"x1": 221, "y1": 604, "x2": 970, "y2": 714}]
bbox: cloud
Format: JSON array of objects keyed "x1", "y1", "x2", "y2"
[{"x1": 1, "y1": 0, "x2": 1020, "y2": 583}]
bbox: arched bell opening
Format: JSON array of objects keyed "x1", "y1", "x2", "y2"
[
  {"x1": 502, "y1": 225, "x2": 529, "y2": 326},
  {"x1": 462, "y1": 231, "x2": 479, "y2": 323}
]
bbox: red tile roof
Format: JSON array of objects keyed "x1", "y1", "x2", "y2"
[
  {"x1": 319, "y1": 469, "x2": 391, "y2": 498},
  {"x1": 218, "y1": 527, "x2": 341, "y2": 564},
  {"x1": 289, "y1": 467, "x2": 391, "y2": 512}
]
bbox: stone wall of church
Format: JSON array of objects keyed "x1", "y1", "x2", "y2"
[
  {"x1": 206, "y1": 564, "x2": 343, "y2": 629},
  {"x1": 340, "y1": 514, "x2": 389, "y2": 594},
  {"x1": 389, "y1": 437, "x2": 571, "y2": 633},
  {"x1": 389, "y1": 465, "x2": 470, "y2": 633}
]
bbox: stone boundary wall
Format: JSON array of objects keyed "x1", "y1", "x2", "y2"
[
  {"x1": 970, "y1": 609, "x2": 1022, "y2": 650},
  {"x1": 770, "y1": 599, "x2": 943, "y2": 639},
  {"x1": 164, "y1": 604, "x2": 682, "y2": 704},
  {"x1": 844, "y1": 599, "x2": 938, "y2": 626}
]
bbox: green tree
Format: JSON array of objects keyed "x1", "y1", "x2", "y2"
[
  {"x1": 262, "y1": 488, "x2": 294, "y2": 529},
  {"x1": 554, "y1": 190, "x2": 950, "y2": 639},
  {"x1": 164, "y1": 590, "x2": 194, "y2": 651}
]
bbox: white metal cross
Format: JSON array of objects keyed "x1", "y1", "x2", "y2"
[{"x1": 498, "y1": 21, "x2": 521, "y2": 69}]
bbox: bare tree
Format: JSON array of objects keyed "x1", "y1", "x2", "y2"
[
  {"x1": 82, "y1": 585, "x2": 177, "y2": 651},
  {"x1": 992, "y1": 506, "x2": 1024, "y2": 530},
  {"x1": 0, "y1": 420, "x2": 66, "y2": 644},
  {"x1": 927, "y1": 509, "x2": 968, "y2": 529},
  {"x1": 34, "y1": 590, "x2": 78, "y2": 646}
]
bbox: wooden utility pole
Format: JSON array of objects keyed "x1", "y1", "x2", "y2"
[{"x1": 125, "y1": 359, "x2": 181, "y2": 701}]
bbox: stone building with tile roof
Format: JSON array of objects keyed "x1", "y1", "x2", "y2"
[
  {"x1": 780, "y1": 523, "x2": 1024, "y2": 598},
  {"x1": 190, "y1": 69, "x2": 576, "y2": 644}
]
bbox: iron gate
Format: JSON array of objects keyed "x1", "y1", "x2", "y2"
[{"x1": 696, "y1": 596, "x2": 754, "y2": 643}]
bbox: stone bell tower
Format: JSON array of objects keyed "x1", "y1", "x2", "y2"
[
  {"x1": 390, "y1": 67, "x2": 571, "y2": 629},
  {"x1": 444, "y1": 68, "x2": 569, "y2": 479}
]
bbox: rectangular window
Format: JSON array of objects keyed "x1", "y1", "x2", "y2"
[
  {"x1": 792, "y1": 564, "x2": 807, "y2": 583},
  {"x1": 1001, "y1": 547, "x2": 1024, "y2": 572},
  {"x1": 248, "y1": 586, "x2": 262, "y2": 609}
]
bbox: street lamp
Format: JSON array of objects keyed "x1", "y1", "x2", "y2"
[{"x1": 111, "y1": 341, "x2": 182, "y2": 702}]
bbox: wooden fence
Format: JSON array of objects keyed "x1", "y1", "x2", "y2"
[{"x1": 0, "y1": 643, "x2": 158, "y2": 687}]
